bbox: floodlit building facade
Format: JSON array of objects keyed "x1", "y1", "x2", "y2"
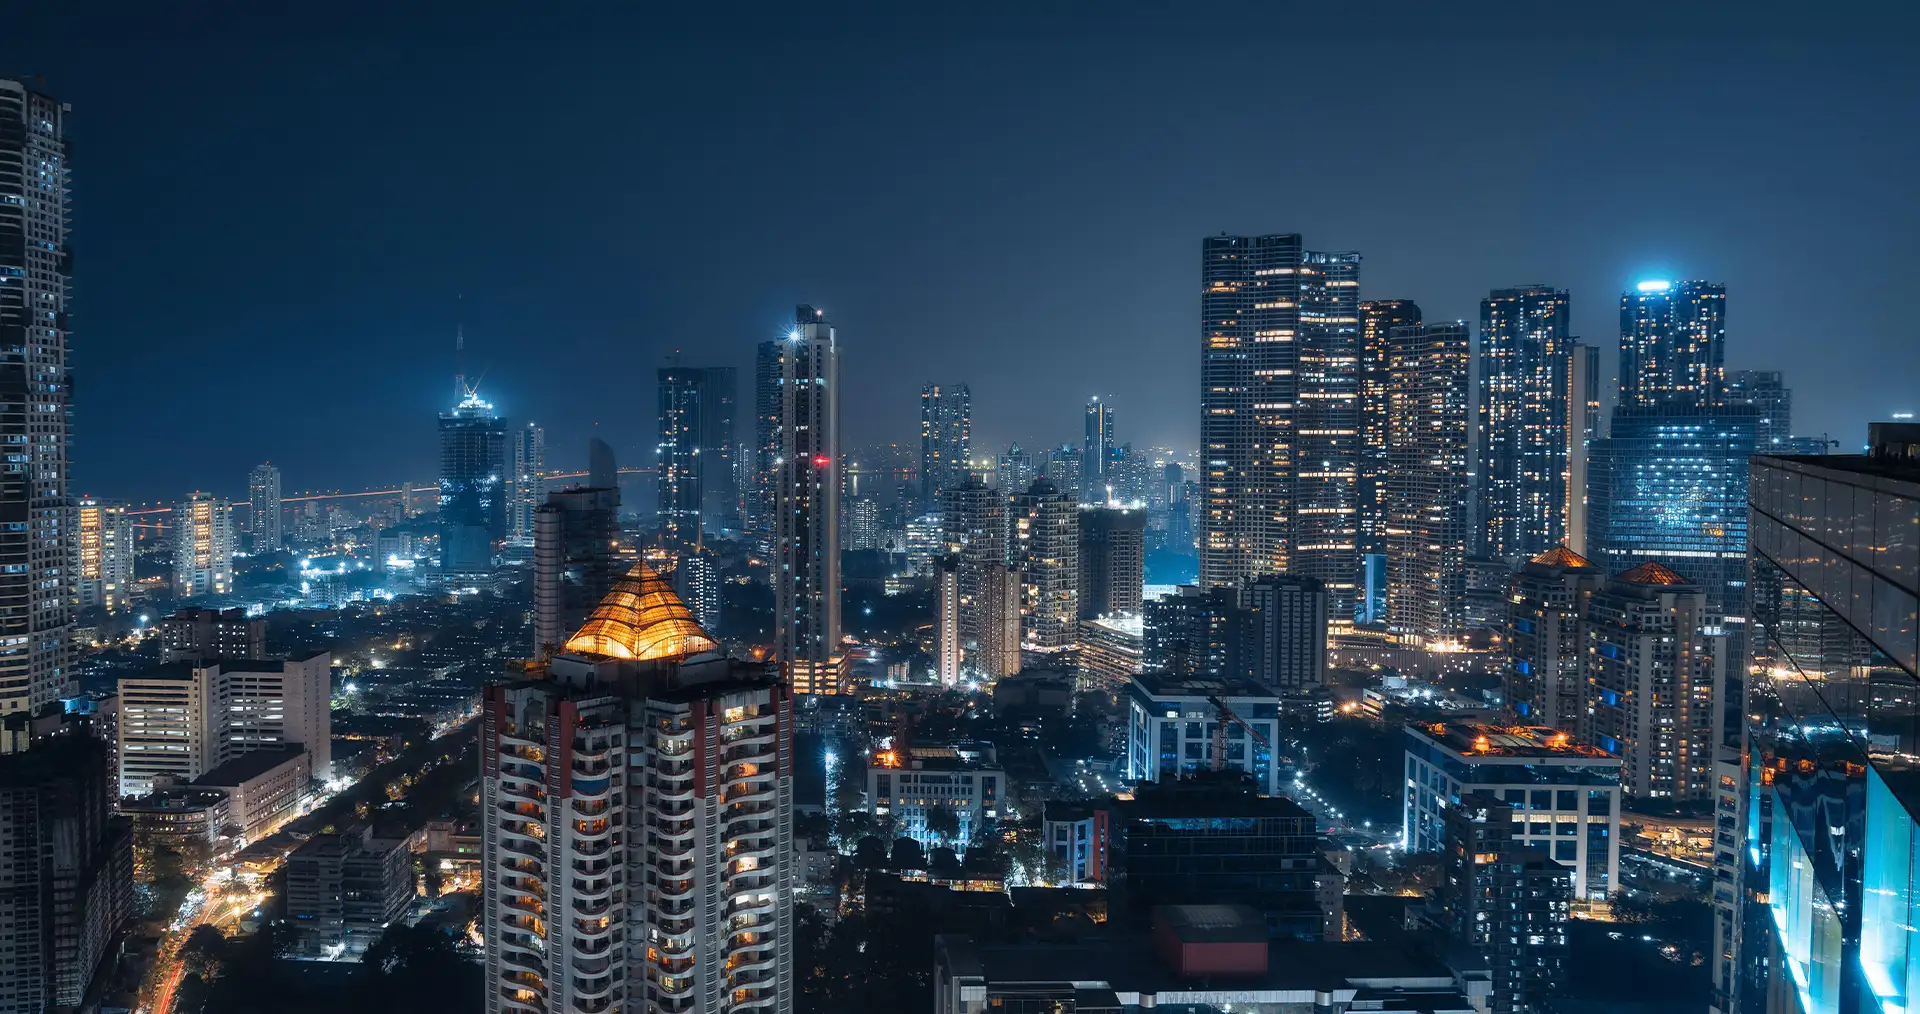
[
  {"x1": 172, "y1": 493, "x2": 235, "y2": 599},
  {"x1": 482, "y1": 562, "x2": 794, "y2": 1014},
  {"x1": 1476, "y1": 286, "x2": 1574, "y2": 563},
  {"x1": 76, "y1": 497, "x2": 134, "y2": 612},
  {"x1": 1386, "y1": 322, "x2": 1471, "y2": 646}
]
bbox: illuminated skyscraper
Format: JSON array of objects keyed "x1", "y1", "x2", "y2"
[
  {"x1": 76, "y1": 498, "x2": 133, "y2": 613},
  {"x1": 995, "y1": 442, "x2": 1034, "y2": 495},
  {"x1": 1587, "y1": 409, "x2": 1756, "y2": 615},
  {"x1": 1199, "y1": 235, "x2": 1359, "y2": 625},
  {"x1": 1385, "y1": 322, "x2": 1471, "y2": 646},
  {"x1": 483, "y1": 566, "x2": 794, "y2": 1014},
  {"x1": 1476, "y1": 286, "x2": 1574, "y2": 562},
  {"x1": 920, "y1": 382, "x2": 971, "y2": 508},
  {"x1": 1723, "y1": 369, "x2": 1792, "y2": 451},
  {"x1": 1565, "y1": 341, "x2": 1602, "y2": 556},
  {"x1": 248, "y1": 462, "x2": 283, "y2": 552},
  {"x1": 750, "y1": 339, "x2": 783, "y2": 548},
  {"x1": 439, "y1": 392, "x2": 508, "y2": 576},
  {"x1": 0, "y1": 80, "x2": 73, "y2": 745},
  {"x1": 1502, "y1": 546, "x2": 1604, "y2": 732},
  {"x1": 1013, "y1": 478, "x2": 1078, "y2": 650},
  {"x1": 1357, "y1": 299, "x2": 1421, "y2": 565},
  {"x1": 1082, "y1": 397, "x2": 1114, "y2": 503},
  {"x1": 1581, "y1": 562, "x2": 1734, "y2": 803},
  {"x1": 934, "y1": 556, "x2": 962, "y2": 685},
  {"x1": 172, "y1": 493, "x2": 234, "y2": 599},
  {"x1": 1294, "y1": 250, "x2": 1362, "y2": 626},
  {"x1": 507, "y1": 423, "x2": 544, "y2": 541},
  {"x1": 657, "y1": 366, "x2": 705, "y2": 541},
  {"x1": 1619, "y1": 279, "x2": 1725, "y2": 411},
  {"x1": 774, "y1": 305, "x2": 841, "y2": 688}
]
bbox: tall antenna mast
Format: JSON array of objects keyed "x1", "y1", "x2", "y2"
[{"x1": 455, "y1": 294, "x2": 468, "y2": 403}]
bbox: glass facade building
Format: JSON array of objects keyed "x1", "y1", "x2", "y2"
[
  {"x1": 1588, "y1": 406, "x2": 1758, "y2": 617},
  {"x1": 1738, "y1": 436, "x2": 1920, "y2": 1014}
]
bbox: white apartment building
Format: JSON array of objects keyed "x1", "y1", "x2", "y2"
[{"x1": 116, "y1": 652, "x2": 331, "y2": 796}]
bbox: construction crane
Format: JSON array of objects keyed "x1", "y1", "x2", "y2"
[{"x1": 1206, "y1": 695, "x2": 1272, "y2": 773}]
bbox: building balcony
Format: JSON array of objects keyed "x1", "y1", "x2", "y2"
[
  {"x1": 570, "y1": 777, "x2": 613, "y2": 801},
  {"x1": 654, "y1": 878, "x2": 696, "y2": 902},
  {"x1": 655, "y1": 736, "x2": 693, "y2": 759},
  {"x1": 652, "y1": 784, "x2": 695, "y2": 803},
  {"x1": 571, "y1": 797, "x2": 612, "y2": 817},
  {"x1": 724, "y1": 893, "x2": 775, "y2": 918},
  {"x1": 570, "y1": 974, "x2": 615, "y2": 1000},
  {"x1": 728, "y1": 953, "x2": 777, "y2": 979},
  {"x1": 569, "y1": 917, "x2": 614, "y2": 941},
  {"x1": 571, "y1": 839, "x2": 612, "y2": 859},
  {"x1": 575, "y1": 998, "x2": 613, "y2": 1014},
  {"x1": 502, "y1": 893, "x2": 546, "y2": 915},
  {"x1": 573, "y1": 761, "x2": 612, "y2": 778},
  {"x1": 570, "y1": 857, "x2": 614, "y2": 878},
  {"x1": 573, "y1": 934, "x2": 614, "y2": 957},
  {"x1": 499, "y1": 948, "x2": 547, "y2": 977},
  {"x1": 570, "y1": 953, "x2": 613, "y2": 978},
  {"x1": 653, "y1": 974, "x2": 696, "y2": 999},
  {"x1": 571, "y1": 897, "x2": 612, "y2": 918},
  {"x1": 721, "y1": 784, "x2": 775, "y2": 807}
]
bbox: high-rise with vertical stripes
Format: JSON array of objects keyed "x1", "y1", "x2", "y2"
[
  {"x1": 1200, "y1": 234, "x2": 1359, "y2": 627},
  {"x1": 0, "y1": 79, "x2": 72, "y2": 748}
]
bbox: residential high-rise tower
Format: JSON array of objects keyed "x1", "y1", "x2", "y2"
[
  {"x1": 532, "y1": 487, "x2": 620, "y2": 657},
  {"x1": 248, "y1": 462, "x2": 283, "y2": 552},
  {"x1": 1476, "y1": 286, "x2": 1574, "y2": 562},
  {"x1": 508, "y1": 423, "x2": 545, "y2": 542},
  {"x1": 76, "y1": 498, "x2": 133, "y2": 613},
  {"x1": 920, "y1": 383, "x2": 971, "y2": 508},
  {"x1": 1385, "y1": 322, "x2": 1471, "y2": 646},
  {"x1": 1082, "y1": 397, "x2": 1114, "y2": 503},
  {"x1": 0, "y1": 79, "x2": 73, "y2": 745},
  {"x1": 1619, "y1": 279, "x2": 1725, "y2": 411},
  {"x1": 774, "y1": 306, "x2": 841, "y2": 688},
  {"x1": 1199, "y1": 235, "x2": 1359, "y2": 626},
  {"x1": 172, "y1": 493, "x2": 234, "y2": 599}
]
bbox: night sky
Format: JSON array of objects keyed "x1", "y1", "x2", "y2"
[{"x1": 9, "y1": 5, "x2": 1918, "y2": 502}]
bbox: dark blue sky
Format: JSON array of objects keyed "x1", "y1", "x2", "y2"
[{"x1": 10, "y1": 4, "x2": 1918, "y2": 502}]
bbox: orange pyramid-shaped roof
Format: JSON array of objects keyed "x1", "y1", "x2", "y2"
[
  {"x1": 1529, "y1": 545, "x2": 1595, "y2": 569},
  {"x1": 562, "y1": 562, "x2": 717, "y2": 661},
  {"x1": 1616, "y1": 561, "x2": 1691, "y2": 586}
]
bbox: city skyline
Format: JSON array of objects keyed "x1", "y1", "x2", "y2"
[{"x1": 4, "y1": 10, "x2": 1916, "y2": 502}]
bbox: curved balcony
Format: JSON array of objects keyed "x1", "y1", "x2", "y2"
[
  {"x1": 570, "y1": 855, "x2": 614, "y2": 877},
  {"x1": 499, "y1": 947, "x2": 547, "y2": 977},
  {"x1": 571, "y1": 839, "x2": 613, "y2": 860},
  {"x1": 655, "y1": 876, "x2": 696, "y2": 900},
  {"x1": 577, "y1": 999, "x2": 612, "y2": 1014},
  {"x1": 502, "y1": 895, "x2": 546, "y2": 917},
  {"x1": 499, "y1": 969, "x2": 546, "y2": 991},
  {"x1": 652, "y1": 783, "x2": 695, "y2": 804},
  {"x1": 571, "y1": 797, "x2": 612, "y2": 817},
  {"x1": 721, "y1": 785, "x2": 775, "y2": 807},
  {"x1": 571, "y1": 896, "x2": 612, "y2": 918},
  {"x1": 569, "y1": 916, "x2": 613, "y2": 940},
  {"x1": 728, "y1": 953, "x2": 777, "y2": 979},
  {"x1": 724, "y1": 893, "x2": 776, "y2": 918},
  {"x1": 727, "y1": 873, "x2": 777, "y2": 895},
  {"x1": 571, "y1": 974, "x2": 615, "y2": 1001},
  {"x1": 654, "y1": 974, "x2": 695, "y2": 1000},
  {"x1": 570, "y1": 952, "x2": 613, "y2": 977},
  {"x1": 570, "y1": 776, "x2": 613, "y2": 801},
  {"x1": 654, "y1": 895, "x2": 696, "y2": 919},
  {"x1": 721, "y1": 730, "x2": 775, "y2": 751}
]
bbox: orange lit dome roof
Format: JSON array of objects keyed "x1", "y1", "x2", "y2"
[
  {"x1": 1528, "y1": 545, "x2": 1594, "y2": 569},
  {"x1": 561, "y1": 562, "x2": 717, "y2": 661},
  {"x1": 1616, "y1": 561, "x2": 1691, "y2": 586}
]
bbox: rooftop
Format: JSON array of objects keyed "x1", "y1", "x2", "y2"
[
  {"x1": 194, "y1": 745, "x2": 308, "y2": 787},
  {"x1": 1132, "y1": 671, "x2": 1278, "y2": 702},
  {"x1": 943, "y1": 934, "x2": 1456, "y2": 997},
  {"x1": 1614, "y1": 561, "x2": 1691, "y2": 586},
  {"x1": 1413, "y1": 723, "x2": 1614, "y2": 760},
  {"x1": 870, "y1": 742, "x2": 999, "y2": 771},
  {"x1": 1528, "y1": 545, "x2": 1594, "y2": 569},
  {"x1": 561, "y1": 562, "x2": 717, "y2": 661}
]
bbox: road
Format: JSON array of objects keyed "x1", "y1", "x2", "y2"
[{"x1": 134, "y1": 716, "x2": 479, "y2": 1014}]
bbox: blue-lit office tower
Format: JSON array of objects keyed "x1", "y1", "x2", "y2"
[
  {"x1": 1587, "y1": 409, "x2": 1757, "y2": 616},
  {"x1": 1621, "y1": 279, "x2": 1725, "y2": 411},
  {"x1": 1477, "y1": 286, "x2": 1575, "y2": 562},
  {"x1": 1589, "y1": 279, "x2": 1753, "y2": 616},
  {"x1": 921, "y1": 383, "x2": 971, "y2": 508},
  {"x1": 657, "y1": 367, "x2": 704, "y2": 542},
  {"x1": 1082, "y1": 397, "x2": 1114, "y2": 504},
  {"x1": 1733, "y1": 425, "x2": 1920, "y2": 1014},
  {"x1": 0, "y1": 80, "x2": 73, "y2": 749},
  {"x1": 1357, "y1": 299, "x2": 1421, "y2": 598},
  {"x1": 439, "y1": 391, "x2": 508, "y2": 576},
  {"x1": 1199, "y1": 235, "x2": 1360, "y2": 628}
]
